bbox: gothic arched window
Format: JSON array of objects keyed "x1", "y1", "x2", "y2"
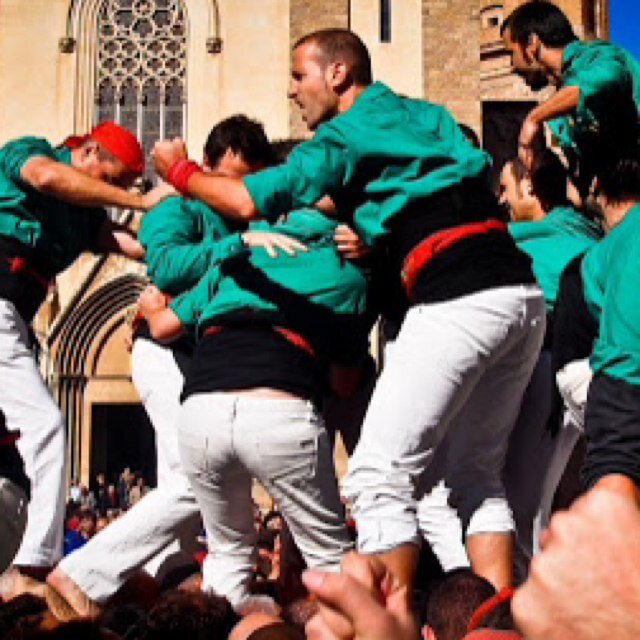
[{"x1": 96, "y1": 0, "x2": 187, "y2": 180}]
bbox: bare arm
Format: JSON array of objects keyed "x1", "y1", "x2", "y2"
[
  {"x1": 20, "y1": 156, "x2": 169, "y2": 211},
  {"x1": 520, "y1": 86, "x2": 580, "y2": 168},
  {"x1": 136, "y1": 285, "x2": 184, "y2": 342},
  {"x1": 96, "y1": 219, "x2": 145, "y2": 260},
  {"x1": 152, "y1": 139, "x2": 257, "y2": 221}
]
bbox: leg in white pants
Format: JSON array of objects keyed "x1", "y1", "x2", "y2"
[
  {"x1": 56, "y1": 338, "x2": 200, "y2": 603},
  {"x1": 533, "y1": 359, "x2": 591, "y2": 549},
  {"x1": 179, "y1": 393, "x2": 353, "y2": 608},
  {"x1": 0, "y1": 299, "x2": 65, "y2": 567},
  {"x1": 344, "y1": 285, "x2": 545, "y2": 555}
]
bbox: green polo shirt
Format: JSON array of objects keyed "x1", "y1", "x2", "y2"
[
  {"x1": 139, "y1": 196, "x2": 244, "y2": 296},
  {"x1": 548, "y1": 40, "x2": 640, "y2": 161},
  {"x1": 508, "y1": 206, "x2": 601, "y2": 312},
  {"x1": 0, "y1": 136, "x2": 106, "y2": 276},
  {"x1": 170, "y1": 210, "x2": 368, "y2": 353},
  {"x1": 244, "y1": 82, "x2": 490, "y2": 247},
  {"x1": 582, "y1": 204, "x2": 640, "y2": 385}
]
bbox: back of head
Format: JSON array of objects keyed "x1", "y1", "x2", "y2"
[
  {"x1": 596, "y1": 153, "x2": 640, "y2": 205},
  {"x1": 529, "y1": 149, "x2": 570, "y2": 211},
  {"x1": 294, "y1": 29, "x2": 372, "y2": 86},
  {"x1": 204, "y1": 115, "x2": 274, "y2": 169},
  {"x1": 142, "y1": 589, "x2": 239, "y2": 640},
  {"x1": 501, "y1": 0, "x2": 577, "y2": 47},
  {"x1": 424, "y1": 569, "x2": 496, "y2": 640}
]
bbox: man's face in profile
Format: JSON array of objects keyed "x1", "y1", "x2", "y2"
[
  {"x1": 503, "y1": 28, "x2": 549, "y2": 91},
  {"x1": 288, "y1": 41, "x2": 340, "y2": 131}
]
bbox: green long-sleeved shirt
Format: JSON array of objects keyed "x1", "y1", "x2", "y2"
[
  {"x1": 508, "y1": 205, "x2": 602, "y2": 312},
  {"x1": 139, "y1": 196, "x2": 243, "y2": 296},
  {"x1": 582, "y1": 204, "x2": 640, "y2": 385},
  {"x1": 169, "y1": 210, "x2": 369, "y2": 362},
  {"x1": 548, "y1": 40, "x2": 640, "y2": 161},
  {"x1": 244, "y1": 82, "x2": 490, "y2": 248},
  {"x1": 0, "y1": 136, "x2": 106, "y2": 276}
]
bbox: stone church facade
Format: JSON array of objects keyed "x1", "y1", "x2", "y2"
[{"x1": 0, "y1": 0, "x2": 608, "y2": 484}]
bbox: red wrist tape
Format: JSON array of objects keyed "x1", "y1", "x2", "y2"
[{"x1": 167, "y1": 159, "x2": 202, "y2": 196}]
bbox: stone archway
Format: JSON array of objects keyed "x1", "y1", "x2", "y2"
[{"x1": 49, "y1": 272, "x2": 148, "y2": 485}]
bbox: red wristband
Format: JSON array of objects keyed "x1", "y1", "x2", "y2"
[{"x1": 166, "y1": 159, "x2": 202, "y2": 196}]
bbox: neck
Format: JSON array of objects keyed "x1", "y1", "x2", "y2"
[
  {"x1": 529, "y1": 201, "x2": 546, "y2": 221},
  {"x1": 337, "y1": 84, "x2": 368, "y2": 115},
  {"x1": 540, "y1": 45, "x2": 567, "y2": 83},
  {"x1": 604, "y1": 200, "x2": 636, "y2": 230}
]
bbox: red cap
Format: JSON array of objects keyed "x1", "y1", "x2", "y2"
[{"x1": 89, "y1": 121, "x2": 145, "y2": 176}]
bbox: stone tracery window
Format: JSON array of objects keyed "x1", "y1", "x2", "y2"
[{"x1": 95, "y1": 0, "x2": 187, "y2": 180}]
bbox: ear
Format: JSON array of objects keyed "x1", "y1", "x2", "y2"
[
  {"x1": 525, "y1": 33, "x2": 541, "y2": 61},
  {"x1": 522, "y1": 175, "x2": 534, "y2": 197},
  {"x1": 327, "y1": 60, "x2": 349, "y2": 90},
  {"x1": 423, "y1": 625, "x2": 437, "y2": 640}
]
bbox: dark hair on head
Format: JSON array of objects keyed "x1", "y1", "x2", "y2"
[
  {"x1": 596, "y1": 153, "x2": 640, "y2": 204},
  {"x1": 530, "y1": 149, "x2": 570, "y2": 211},
  {"x1": 423, "y1": 568, "x2": 496, "y2": 640},
  {"x1": 247, "y1": 622, "x2": 305, "y2": 640},
  {"x1": 204, "y1": 115, "x2": 275, "y2": 169},
  {"x1": 270, "y1": 139, "x2": 306, "y2": 164},
  {"x1": 501, "y1": 0, "x2": 577, "y2": 47},
  {"x1": 140, "y1": 589, "x2": 239, "y2": 640},
  {"x1": 294, "y1": 29, "x2": 373, "y2": 86},
  {"x1": 0, "y1": 595, "x2": 47, "y2": 638},
  {"x1": 458, "y1": 124, "x2": 481, "y2": 149}
]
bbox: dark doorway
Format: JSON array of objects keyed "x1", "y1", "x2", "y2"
[
  {"x1": 483, "y1": 101, "x2": 537, "y2": 187},
  {"x1": 91, "y1": 403, "x2": 157, "y2": 487}
]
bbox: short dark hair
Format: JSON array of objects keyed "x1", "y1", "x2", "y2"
[
  {"x1": 294, "y1": 29, "x2": 373, "y2": 86},
  {"x1": 423, "y1": 569, "x2": 496, "y2": 640},
  {"x1": 501, "y1": 1, "x2": 577, "y2": 47},
  {"x1": 141, "y1": 590, "x2": 239, "y2": 640},
  {"x1": 596, "y1": 154, "x2": 640, "y2": 204},
  {"x1": 204, "y1": 115, "x2": 275, "y2": 169},
  {"x1": 530, "y1": 149, "x2": 570, "y2": 211}
]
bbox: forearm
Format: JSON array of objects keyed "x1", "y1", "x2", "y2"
[
  {"x1": 528, "y1": 86, "x2": 580, "y2": 125},
  {"x1": 21, "y1": 158, "x2": 148, "y2": 210},
  {"x1": 185, "y1": 172, "x2": 258, "y2": 222},
  {"x1": 146, "y1": 307, "x2": 184, "y2": 343},
  {"x1": 97, "y1": 220, "x2": 145, "y2": 260}
]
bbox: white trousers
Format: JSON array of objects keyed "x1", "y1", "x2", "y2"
[
  {"x1": 58, "y1": 338, "x2": 200, "y2": 602},
  {"x1": 179, "y1": 393, "x2": 353, "y2": 607},
  {"x1": 0, "y1": 299, "x2": 65, "y2": 567},
  {"x1": 344, "y1": 285, "x2": 546, "y2": 554},
  {"x1": 533, "y1": 358, "x2": 591, "y2": 547}
]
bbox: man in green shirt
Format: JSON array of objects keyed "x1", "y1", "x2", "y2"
[
  {"x1": 152, "y1": 29, "x2": 544, "y2": 592},
  {"x1": 580, "y1": 155, "x2": 640, "y2": 494},
  {"x1": 0, "y1": 122, "x2": 170, "y2": 580},
  {"x1": 504, "y1": 150, "x2": 602, "y2": 313},
  {"x1": 137, "y1": 209, "x2": 369, "y2": 609},
  {"x1": 502, "y1": 0, "x2": 640, "y2": 194}
]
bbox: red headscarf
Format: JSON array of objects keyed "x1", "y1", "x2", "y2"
[{"x1": 63, "y1": 121, "x2": 145, "y2": 176}]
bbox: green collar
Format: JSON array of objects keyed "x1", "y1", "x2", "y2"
[{"x1": 562, "y1": 39, "x2": 583, "y2": 75}]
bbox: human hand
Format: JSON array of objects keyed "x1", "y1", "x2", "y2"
[
  {"x1": 512, "y1": 476, "x2": 640, "y2": 640},
  {"x1": 335, "y1": 225, "x2": 371, "y2": 261},
  {"x1": 141, "y1": 181, "x2": 178, "y2": 211},
  {"x1": 518, "y1": 116, "x2": 541, "y2": 170},
  {"x1": 304, "y1": 553, "x2": 420, "y2": 640},
  {"x1": 241, "y1": 231, "x2": 308, "y2": 258},
  {"x1": 151, "y1": 138, "x2": 188, "y2": 180},
  {"x1": 136, "y1": 285, "x2": 167, "y2": 319}
]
